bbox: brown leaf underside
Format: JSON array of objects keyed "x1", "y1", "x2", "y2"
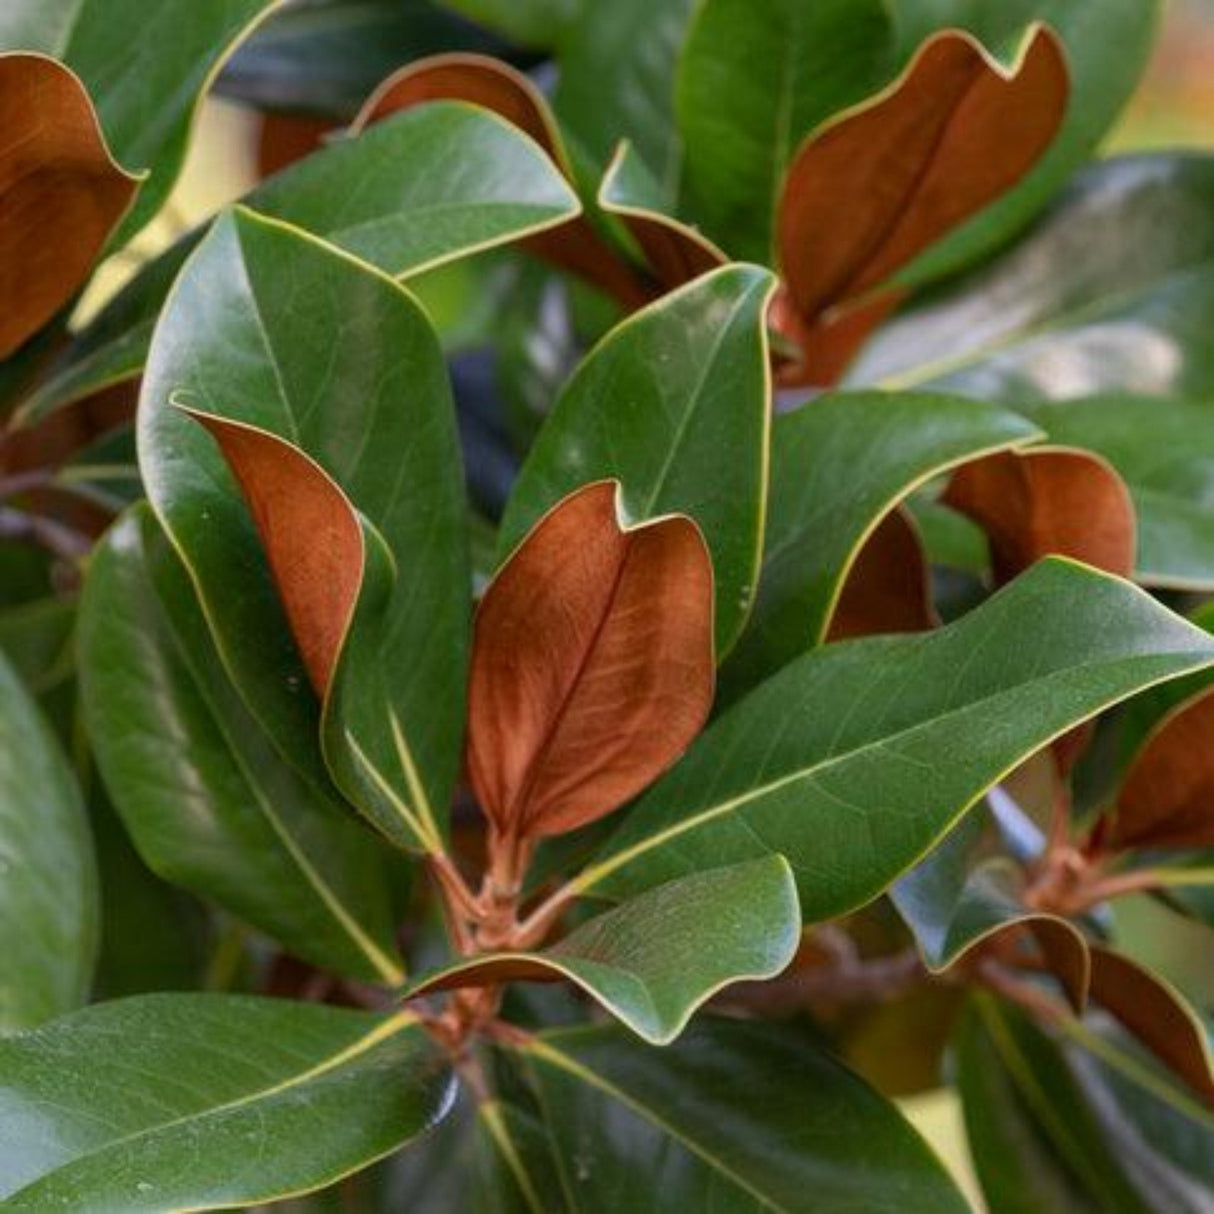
[
  {"x1": 775, "y1": 26, "x2": 1068, "y2": 385},
  {"x1": 188, "y1": 411, "x2": 362, "y2": 697},
  {"x1": 0, "y1": 54, "x2": 139, "y2": 358},
  {"x1": 467, "y1": 481, "x2": 715, "y2": 841}
]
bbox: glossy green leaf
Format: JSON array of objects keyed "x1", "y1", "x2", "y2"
[
  {"x1": 578, "y1": 559, "x2": 1214, "y2": 919},
  {"x1": 886, "y1": 1, "x2": 1162, "y2": 286},
  {"x1": 676, "y1": 0, "x2": 894, "y2": 263},
  {"x1": 554, "y1": 0, "x2": 694, "y2": 193},
  {"x1": 79, "y1": 505, "x2": 406, "y2": 985},
  {"x1": 0, "y1": 595, "x2": 75, "y2": 696},
  {"x1": 0, "y1": 996, "x2": 455, "y2": 1208},
  {"x1": 499, "y1": 265, "x2": 776, "y2": 654},
  {"x1": 410, "y1": 857, "x2": 799, "y2": 1045},
  {"x1": 0, "y1": 650, "x2": 96, "y2": 1032},
  {"x1": 138, "y1": 209, "x2": 469, "y2": 852},
  {"x1": 960, "y1": 997, "x2": 1214, "y2": 1214},
  {"x1": 218, "y1": 0, "x2": 501, "y2": 115},
  {"x1": 437, "y1": 0, "x2": 581, "y2": 49},
  {"x1": 721, "y1": 390, "x2": 1039, "y2": 695},
  {"x1": 852, "y1": 154, "x2": 1214, "y2": 400},
  {"x1": 1022, "y1": 394, "x2": 1214, "y2": 589},
  {"x1": 0, "y1": 0, "x2": 279, "y2": 238},
  {"x1": 514, "y1": 1018, "x2": 970, "y2": 1211},
  {"x1": 19, "y1": 98, "x2": 580, "y2": 427}
]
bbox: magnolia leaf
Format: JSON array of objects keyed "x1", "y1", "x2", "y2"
[
  {"x1": 1107, "y1": 688, "x2": 1214, "y2": 854},
  {"x1": 499, "y1": 265, "x2": 776, "y2": 654},
  {"x1": 1087, "y1": 947, "x2": 1214, "y2": 1107},
  {"x1": 469, "y1": 482, "x2": 713, "y2": 842},
  {"x1": 579, "y1": 559, "x2": 1214, "y2": 920},
  {"x1": 351, "y1": 53, "x2": 651, "y2": 309},
  {"x1": 721, "y1": 389, "x2": 1039, "y2": 697},
  {"x1": 0, "y1": 996, "x2": 455, "y2": 1208},
  {"x1": 826, "y1": 507, "x2": 937, "y2": 642},
  {"x1": 598, "y1": 140, "x2": 727, "y2": 291},
  {"x1": 513, "y1": 1018, "x2": 971, "y2": 1212},
  {"x1": 676, "y1": 0, "x2": 894, "y2": 265},
  {"x1": 776, "y1": 25, "x2": 1067, "y2": 385},
  {"x1": 851, "y1": 153, "x2": 1214, "y2": 399},
  {"x1": 945, "y1": 446, "x2": 1136, "y2": 583},
  {"x1": 892, "y1": 804, "x2": 1089, "y2": 1010},
  {"x1": 436, "y1": 0, "x2": 580, "y2": 49},
  {"x1": 1022, "y1": 394, "x2": 1214, "y2": 590},
  {"x1": 79, "y1": 505, "x2": 405, "y2": 985},
  {"x1": 410, "y1": 857, "x2": 798, "y2": 1045},
  {"x1": 0, "y1": 650, "x2": 96, "y2": 1032},
  {"x1": 139, "y1": 209, "x2": 468, "y2": 852},
  {"x1": 19, "y1": 97, "x2": 582, "y2": 428},
  {"x1": 0, "y1": 0, "x2": 278, "y2": 238},
  {"x1": 0, "y1": 54, "x2": 138, "y2": 357}
]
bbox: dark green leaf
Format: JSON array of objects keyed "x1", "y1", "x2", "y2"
[
  {"x1": 437, "y1": 0, "x2": 581, "y2": 49},
  {"x1": 580, "y1": 559, "x2": 1214, "y2": 920},
  {"x1": 410, "y1": 857, "x2": 800, "y2": 1044},
  {"x1": 138, "y1": 209, "x2": 469, "y2": 853},
  {"x1": 79, "y1": 505, "x2": 406, "y2": 985},
  {"x1": 515, "y1": 1018, "x2": 971, "y2": 1211},
  {"x1": 0, "y1": 651, "x2": 96, "y2": 1032},
  {"x1": 0, "y1": 995, "x2": 455, "y2": 1208},
  {"x1": 0, "y1": 0, "x2": 279, "y2": 237},
  {"x1": 722, "y1": 390, "x2": 1039, "y2": 696},
  {"x1": 851, "y1": 155, "x2": 1214, "y2": 400},
  {"x1": 499, "y1": 265, "x2": 776, "y2": 654}
]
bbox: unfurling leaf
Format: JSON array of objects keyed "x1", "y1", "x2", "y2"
[
  {"x1": 1107, "y1": 689, "x2": 1214, "y2": 853},
  {"x1": 467, "y1": 481, "x2": 714, "y2": 840},
  {"x1": 1087, "y1": 946, "x2": 1214, "y2": 1107},
  {"x1": 827, "y1": 506, "x2": 936, "y2": 642},
  {"x1": 354, "y1": 53, "x2": 651, "y2": 308},
  {"x1": 185, "y1": 411, "x2": 362, "y2": 699},
  {"x1": 0, "y1": 53, "x2": 138, "y2": 357},
  {"x1": 945, "y1": 446, "x2": 1136, "y2": 583},
  {"x1": 777, "y1": 25, "x2": 1068, "y2": 384}
]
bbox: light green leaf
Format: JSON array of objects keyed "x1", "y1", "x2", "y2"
[
  {"x1": 579, "y1": 559, "x2": 1214, "y2": 919},
  {"x1": 721, "y1": 390, "x2": 1039, "y2": 696},
  {"x1": 79, "y1": 505, "x2": 405, "y2": 985},
  {"x1": 0, "y1": 650, "x2": 96, "y2": 1032},
  {"x1": 515, "y1": 1018, "x2": 971, "y2": 1211},
  {"x1": 499, "y1": 264, "x2": 776, "y2": 654},
  {"x1": 0, "y1": 996, "x2": 455, "y2": 1209},
  {"x1": 409, "y1": 857, "x2": 799, "y2": 1045},
  {"x1": 138, "y1": 209, "x2": 469, "y2": 852}
]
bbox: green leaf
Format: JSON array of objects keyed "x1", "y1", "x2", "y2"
[
  {"x1": 676, "y1": 0, "x2": 894, "y2": 262},
  {"x1": 0, "y1": 0, "x2": 280, "y2": 238},
  {"x1": 0, "y1": 650, "x2": 97, "y2": 1032},
  {"x1": 79, "y1": 505, "x2": 406, "y2": 985},
  {"x1": 514, "y1": 1018, "x2": 971, "y2": 1211},
  {"x1": 0, "y1": 995, "x2": 455, "y2": 1208},
  {"x1": 19, "y1": 98, "x2": 580, "y2": 427},
  {"x1": 0, "y1": 594, "x2": 75, "y2": 696},
  {"x1": 721, "y1": 390, "x2": 1039, "y2": 696},
  {"x1": 499, "y1": 265, "x2": 776, "y2": 655},
  {"x1": 218, "y1": 0, "x2": 501, "y2": 115},
  {"x1": 554, "y1": 0, "x2": 695, "y2": 194},
  {"x1": 410, "y1": 857, "x2": 799, "y2": 1045},
  {"x1": 578, "y1": 559, "x2": 1214, "y2": 919},
  {"x1": 960, "y1": 997, "x2": 1214, "y2": 1214},
  {"x1": 138, "y1": 209, "x2": 469, "y2": 853},
  {"x1": 852, "y1": 154, "x2": 1214, "y2": 400},
  {"x1": 1022, "y1": 394, "x2": 1214, "y2": 590},
  {"x1": 436, "y1": 0, "x2": 581, "y2": 49}
]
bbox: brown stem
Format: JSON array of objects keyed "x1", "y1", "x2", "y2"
[{"x1": 975, "y1": 958, "x2": 1067, "y2": 1025}]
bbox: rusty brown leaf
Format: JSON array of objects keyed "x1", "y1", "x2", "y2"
[
  {"x1": 0, "y1": 54, "x2": 140, "y2": 357},
  {"x1": 186, "y1": 410, "x2": 362, "y2": 697},
  {"x1": 776, "y1": 25, "x2": 1068, "y2": 385},
  {"x1": 467, "y1": 480, "x2": 715, "y2": 841}
]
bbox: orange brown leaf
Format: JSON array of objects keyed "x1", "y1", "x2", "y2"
[
  {"x1": 776, "y1": 26, "x2": 1068, "y2": 385},
  {"x1": 0, "y1": 54, "x2": 140, "y2": 358},
  {"x1": 186, "y1": 410, "x2": 362, "y2": 697},
  {"x1": 467, "y1": 481, "x2": 715, "y2": 841}
]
